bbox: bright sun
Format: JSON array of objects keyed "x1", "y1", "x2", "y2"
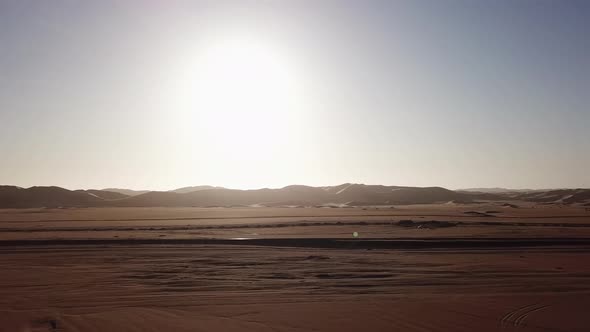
[{"x1": 186, "y1": 39, "x2": 302, "y2": 158}]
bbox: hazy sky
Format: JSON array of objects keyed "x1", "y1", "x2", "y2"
[{"x1": 1, "y1": 0, "x2": 588, "y2": 190}]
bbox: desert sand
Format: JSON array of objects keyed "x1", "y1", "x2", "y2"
[{"x1": 1, "y1": 203, "x2": 589, "y2": 331}]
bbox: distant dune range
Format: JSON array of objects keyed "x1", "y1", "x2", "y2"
[{"x1": 0, "y1": 184, "x2": 589, "y2": 208}]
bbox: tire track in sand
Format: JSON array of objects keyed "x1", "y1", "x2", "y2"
[{"x1": 500, "y1": 302, "x2": 550, "y2": 329}]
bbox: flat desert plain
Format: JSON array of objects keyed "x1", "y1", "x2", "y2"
[{"x1": 1, "y1": 203, "x2": 590, "y2": 331}]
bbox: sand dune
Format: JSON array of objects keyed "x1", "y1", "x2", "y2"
[{"x1": 4, "y1": 183, "x2": 588, "y2": 208}]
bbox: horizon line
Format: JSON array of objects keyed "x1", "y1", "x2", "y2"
[{"x1": 2, "y1": 183, "x2": 585, "y2": 192}]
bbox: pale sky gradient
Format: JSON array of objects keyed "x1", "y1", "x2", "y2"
[{"x1": 1, "y1": 0, "x2": 589, "y2": 191}]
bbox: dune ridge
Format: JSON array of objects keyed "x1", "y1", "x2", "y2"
[{"x1": 1, "y1": 183, "x2": 589, "y2": 208}]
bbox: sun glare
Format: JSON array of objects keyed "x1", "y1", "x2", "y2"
[{"x1": 184, "y1": 39, "x2": 302, "y2": 158}]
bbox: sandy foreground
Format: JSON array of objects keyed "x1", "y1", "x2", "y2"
[{"x1": 1, "y1": 205, "x2": 590, "y2": 331}]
